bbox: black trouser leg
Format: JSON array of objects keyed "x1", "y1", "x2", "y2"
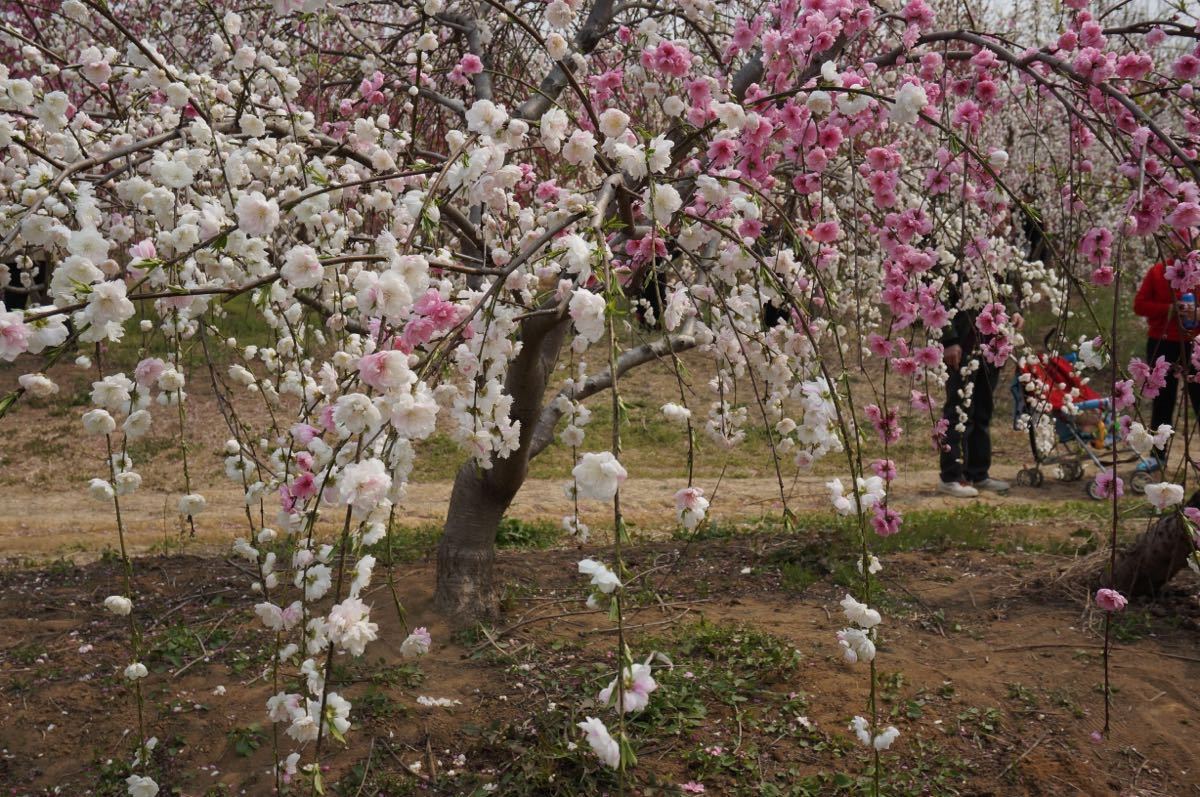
[
  {"x1": 1147, "y1": 338, "x2": 1181, "y2": 433},
  {"x1": 940, "y1": 362, "x2": 999, "y2": 483},
  {"x1": 962, "y1": 363, "x2": 999, "y2": 483},
  {"x1": 940, "y1": 366, "x2": 967, "y2": 483},
  {"x1": 1147, "y1": 338, "x2": 1185, "y2": 460}
]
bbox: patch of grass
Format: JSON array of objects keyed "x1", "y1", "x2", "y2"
[
  {"x1": 697, "y1": 501, "x2": 1112, "y2": 562},
  {"x1": 329, "y1": 658, "x2": 424, "y2": 689},
  {"x1": 956, "y1": 706, "x2": 1003, "y2": 743},
  {"x1": 1046, "y1": 527, "x2": 1100, "y2": 557},
  {"x1": 226, "y1": 724, "x2": 265, "y2": 757},
  {"x1": 1110, "y1": 609, "x2": 1155, "y2": 643},
  {"x1": 126, "y1": 434, "x2": 183, "y2": 463},
  {"x1": 450, "y1": 619, "x2": 808, "y2": 796},
  {"x1": 149, "y1": 624, "x2": 229, "y2": 670},
  {"x1": 355, "y1": 686, "x2": 409, "y2": 721},
  {"x1": 1050, "y1": 687, "x2": 1086, "y2": 719},
  {"x1": 7, "y1": 643, "x2": 47, "y2": 666},
  {"x1": 104, "y1": 293, "x2": 279, "y2": 370},
  {"x1": 766, "y1": 536, "x2": 860, "y2": 592},
  {"x1": 365, "y1": 524, "x2": 441, "y2": 564},
  {"x1": 1006, "y1": 682, "x2": 1040, "y2": 712},
  {"x1": 496, "y1": 517, "x2": 562, "y2": 549},
  {"x1": 410, "y1": 434, "x2": 470, "y2": 481}
]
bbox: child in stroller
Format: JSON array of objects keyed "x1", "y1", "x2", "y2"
[{"x1": 1011, "y1": 352, "x2": 1157, "y2": 498}]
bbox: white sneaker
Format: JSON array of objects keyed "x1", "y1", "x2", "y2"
[
  {"x1": 937, "y1": 481, "x2": 979, "y2": 498},
  {"x1": 973, "y1": 478, "x2": 1010, "y2": 492}
]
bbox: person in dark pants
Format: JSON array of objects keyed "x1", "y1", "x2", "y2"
[
  {"x1": 1133, "y1": 253, "x2": 1200, "y2": 468},
  {"x1": 939, "y1": 357, "x2": 1003, "y2": 494},
  {"x1": 937, "y1": 303, "x2": 1019, "y2": 497}
]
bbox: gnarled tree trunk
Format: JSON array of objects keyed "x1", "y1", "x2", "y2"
[
  {"x1": 433, "y1": 463, "x2": 515, "y2": 619},
  {"x1": 433, "y1": 313, "x2": 569, "y2": 620},
  {"x1": 1108, "y1": 491, "x2": 1198, "y2": 597}
]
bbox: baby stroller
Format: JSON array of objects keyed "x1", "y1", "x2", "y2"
[{"x1": 1010, "y1": 352, "x2": 1155, "y2": 499}]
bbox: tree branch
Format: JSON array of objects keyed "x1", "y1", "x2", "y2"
[
  {"x1": 529, "y1": 332, "x2": 698, "y2": 457},
  {"x1": 515, "y1": 0, "x2": 615, "y2": 121}
]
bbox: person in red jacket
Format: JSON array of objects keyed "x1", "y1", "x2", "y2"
[{"x1": 1132, "y1": 255, "x2": 1200, "y2": 468}]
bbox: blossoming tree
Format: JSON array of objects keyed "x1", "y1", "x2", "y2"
[{"x1": 1, "y1": 0, "x2": 1199, "y2": 792}]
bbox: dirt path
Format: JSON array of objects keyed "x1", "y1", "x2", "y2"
[{"x1": 0, "y1": 465, "x2": 1087, "y2": 560}]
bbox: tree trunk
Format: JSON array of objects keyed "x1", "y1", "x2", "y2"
[
  {"x1": 433, "y1": 463, "x2": 511, "y2": 620},
  {"x1": 433, "y1": 313, "x2": 569, "y2": 621},
  {"x1": 1108, "y1": 491, "x2": 1198, "y2": 597}
]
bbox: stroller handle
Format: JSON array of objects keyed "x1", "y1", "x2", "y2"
[{"x1": 1075, "y1": 398, "x2": 1108, "y2": 410}]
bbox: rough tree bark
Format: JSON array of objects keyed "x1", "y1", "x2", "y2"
[
  {"x1": 433, "y1": 313, "x2": 570, "y2": 619},
  {"x1": 1107, "y1": 491, "x2": 1199, "y2": 598}
]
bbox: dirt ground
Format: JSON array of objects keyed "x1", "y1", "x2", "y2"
[
  {"x1": 1, "y1": 528, "x2": 1198, "y2": 797},
  {"x1": 0, "y1": 362, "x2": 1117, "y2": 563},
  {"x1": 3, "y1": 333, "x2": 1197, "y2": 796},
  {"x1": 0, "y1": 343, "x2": 1084, "y2": 562}
]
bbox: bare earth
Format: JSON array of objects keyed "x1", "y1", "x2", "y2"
[{"x1": 0, "y1": 466, "x2": 1076, "y2": 560}]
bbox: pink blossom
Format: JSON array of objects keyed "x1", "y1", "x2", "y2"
[
  {"x1": 1095, "y1": 588, "x2": 1128, "y2": 612},
  {"x1": 870, "y1": 504, "x2": 902, "y2": 537},
  {"x1": 291, "y1": 423, "x2": 320, "y2": 445},
  {"x1": 871, "y1": 459, "x2": 898, "y2": 481},
  {"x1": 975, "y1": 302, "x2": 1007, "y2": 336},
  {"x1": 1094, "y1": 468, "x2": 1124, "y2": 498},
  {"x1": 459, "y1": 54, "x2": 483, "y2": 75},
  {"x1": 1079, "y1": 227, "x2": 1112, "y2": 265},
  {"x1": 932, "y1": 418, "x2": 950, "y2": 452},
  {"x1": 910, "y1": 390, "x2": 934, "y2": 411},
  {"x1": 737, "y1": 218, "x2": 764, "y2": 239},
  {"x1": 1171, "y1": 54, "x2": 1200, "y2": 82},
  {"x1": 867, "y1": 334, "x2": 893, "y2": 358},
  {"x1": 1129, "y1": 356, "x2": 1169, "y2": 399},
  {"x1": 1167, "y1": 201, "x2": 1200, "y2": 230},
  {"x1": 358, "y1": 350, "x2": 412, "y2": 392},
  {"x1": 864, "y1": 404, "x2": 902, "y2": 444},
  {"x1": 625, "y1": 234, "x2": 668, "y2": 265},
  {"x1": 1112, "y1": 379, "x2": 1135, "y2": 410},
  {"x1": 0, "y1": 310, "x2": 30, "y2": 361},
  {"x1": 811, "y1": 221, "x2": 840, "y2": 243},
  {"x1": 535, "y1": 180, "x2": 561, "y2": 202},
  {"x1": 401, "y1": 316, "x2": 436, "y2": 350},
  {"x1": 290, "y1": 471, "x2": 317, "y2": 500},
  {"x1": 914, "y1": 345, "x2": 942, "y2": 369},
  {"x1": 134, "y1": 357, "x2": 167, "y2": 388},
  {"x1": 128, "y1": 238, "x2": 156, "y2": 261},
  {"x1": 642, "y1": 40, "x2": 692, "y2": 78},
  {"x1": 981, "y1": 336, "x2": 1013, "y2": 366},
  {"x1": 706, "y1": 138, "x2": 737, "y2": 168},
  {"x1": 674, "y1": 486, "x2": 707, "y2": 511}
]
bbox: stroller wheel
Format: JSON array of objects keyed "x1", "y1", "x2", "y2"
[
  {"x1": 1062, "y1": 462, "x2": 1084, "y2": 482},
  {"x1": 1129, "y1": 470, "x2": 1153, "y2": 495},
  {"x1": 1086, "y1": 479, "x2": 1105, "y2": 500},
  {"x1": 1015, "y1": 467, "x2": 1041, "y2": 488}
]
